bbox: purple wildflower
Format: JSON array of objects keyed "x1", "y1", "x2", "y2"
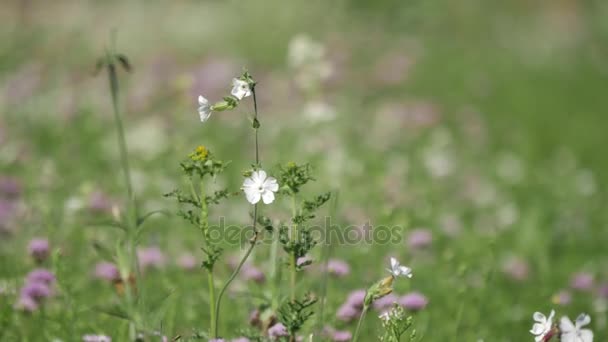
[
  {"x1": 345, "y1": 289, "x2": 366, "y2": 309},
  {"x1": 28, "y1": 238, "x2": 50, "y2": 263},
  {"x1": 26, "y1": 269, "x2": 56, "y2": 285},
  {"x1": 398, "y1": 292, "x2": 428, "y2": 311},
  {"x1": 94, "y1": 262, "x2": 120, "y2": 282},
  {"x1": 15, "y1": 294, "x2": 38, "y2": 312},
  {"x1": 597, "y1": 283, "x2": 608, "y2": 298},
  {"x1": 268, "y1": 323, "x2": 288, "y2": 339},
  {"x1": 231, "y1": 338, "x2": 250, "y2": 342},
  {"x1": 177, "y1": 253, "x2": 197, "y2": 271},
  {"x1": 242, "y1": 265, "x2": 266, "y2": 283},
  {"x1": 326, "y1": 259, "x2": 350, "y2": 277},
  {"x1": 570, "y1": 272, "x2": 594, "y2": 291},
  {"x1": 552, "y1": 290, "x2": 572, "y2": 305},
  {"x1": 336, "y1": 303, "x2": 361, "y2": 322},
  {"x1": 137, "y1": 247, "x2": 166, "y2": 270},
  {"x1": 331, "y1": 330, "x2": 352, "y2": 342},
  {"x1": 20, "y1": 282, "x2": 52, "y2": 300},
  {"x1": 407, "y1": 229, "x2": 432, "y2": 249},
  {"x1": 0, "y1": 176, "x2": 22, "y2": 198},
  {"x1": 501, "y1": 257, "x2": 529, "y2": 282},
  {"x1": 296, "y1": 255, "x2": 313, "y2": 268},
  {"x1": 208, "y1": 339, "x2": 225, "y2": 342},
  {"x1": 373, "y1": 293, "x2": 399, "y2": 311},
  {"x1": 88, "y1": 191, "x2": 113, "y2": 213}
]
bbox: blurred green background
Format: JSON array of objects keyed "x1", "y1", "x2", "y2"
[{"x1": 1, "y1": 0, "x2": 607, "y2": 341}]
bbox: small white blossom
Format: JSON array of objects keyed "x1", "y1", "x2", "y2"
[
  {"x1": 387, "y1": 257, "x2": 412, "y2": 278},
  {"x1": 560, "y1": 314, "x2": 593, "y2": 342},
  {"x1": 379, "y1": 311, "x2": 390, "y2": 322},
  {"x1": 530, "y1": 310, "x2": 555, "y2": 342},
  {"x1": 198, "y1": 95, "x2": 212, "y2": 122},
  {"x1": 242, "y1": 170, "x2": 279, "y2": 205},
  {"x1": 231, "y1": 78, "x2": 252, "y2": 100}
]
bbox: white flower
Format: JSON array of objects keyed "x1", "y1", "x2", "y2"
[
  {"x1": 231, "y1": 78, "x2": 252, "y2": 100},
  {"x1": 379, "y1": 311, "x2": 390, "y2": 322},
  {"x1": 560, "y1": 314, "x2": 593, "y2": 342},
  {"x1": 242, "y1": 170, "x2": 279, "y2": 205},
  {"x1": 530, "y1": 310, "x2": 555, "y2": 342},
  {"x1": 387, "y1": 257, "x2": 412, "y2": 278},
  {"x1": 198, "y1": 95, "x2": 212, "y2": 122}
]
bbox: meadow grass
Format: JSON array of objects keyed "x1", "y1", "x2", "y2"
[{"x1": 0, "y1": 1, "x2": 607, "y2": 341}]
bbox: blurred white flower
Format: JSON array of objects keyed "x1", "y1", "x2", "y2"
[
  {"x1": 287, "y1": 34, "x2": 332, "y2": 90},
  {"x1": 242, "y1": 170, "x2": 279, "y2": 204},
  {"x1": 231, "y1": 78, "x2": 252, "y2": 100},
  {"x1": 530, "y1": 310, "x2": 555, "y2": 342},
  {"x1": 387, "y1": 257, "x2": 412, "y2": 278},
  {"x1": 379, "y1": 311, "x2": 390, "y2": 321},
  {"x1": 560, "y1": 314, "x2": 593, "y2": 342},
  {"x1": 303, "y1": 101, "x2": 336, "y2": 123},
  {"x1": 198, "y1": 95, "x2": 212, "y2": 122}
]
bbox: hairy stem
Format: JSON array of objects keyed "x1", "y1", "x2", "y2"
[
  {"x1": 290, "y1": 195, "x2": 298, "y2": 302},
  {"x1": 214, "y1": 204, "x2": 258, "y2": 337},
  {"x1": 199, "y1": 179, "x2": 216, "y2": 338},
  {"x1": 352, "y1": 305, "x2": 369, "y2": 342}
]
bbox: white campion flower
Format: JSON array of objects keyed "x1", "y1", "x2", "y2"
[
  {"x1": 242, "y1": 170, "x2": 279, "y2": 205},
  {"x1": 530, "y1": 310, "x2": 555, "y2": 342},
  {"x1": 198, "y1": 95, "x2": 212, "y2": 122},
  {"x1": 560, "y1": 314, "x2": 593, "y2": 342},
  {"x1": 387, "y1": 257, "x2": 412, "y2": 278},
  {"x1": 230, "y1": 78, "x2": 252, "y2": 100}
]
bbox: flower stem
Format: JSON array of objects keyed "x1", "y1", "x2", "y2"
[
  {"x1": 214, "y1": 204, "x2": 258, "y2": 337},
  {"x1": 105, "y1": 40, "x2": 140, "y2": 335},
  {"x1": 198, "y1": 178, "x2": 216, "y2": 338},
  {"x1": 352, "y1": 305, "x2": 369, "y2": 342},
  {"x1": 214, "y1": 85, "x2": 261, "y2": 337},
  {"x1": 290, "y1": 195, "x2": 298, "y2": 302},
  {"x1": 207, "y1": 271, "x2": 216, "y2": 337}
]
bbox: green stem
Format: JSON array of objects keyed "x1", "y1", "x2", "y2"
[
  {"x1": 214, "y1": 83, "x2": 262, "y2": 337},
  {"x1": 214, "y1": 204, "x2": 259, "y2": 337},
  {"x1": 315, "y1": 190, "x2": 339, "y2": 333},
  {"x1": 198, "y1": 178, "x2": 216, "y2": 337},
  {"x1": 106, "y1": 44, "x2": 140, "y2": 337},
  {"x1": 352, "y1": 305, "x2": 369, "y2": 342},
  {"x1": 207, "y1": 271, "x2": 216, "y2": 337},
  {"x1": 290, "y1": 195, "x2": 298, "y2": 302}
]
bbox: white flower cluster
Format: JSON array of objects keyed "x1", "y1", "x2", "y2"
[{"x1": 530, "y1": 310, "x2": 593, "y2": 342}]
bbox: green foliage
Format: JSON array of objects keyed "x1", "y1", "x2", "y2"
[
  {"x1": 379, "y1": 305, "x2": 416, "y2": 342},
  {"x1": 278, "y1": 293, "x2": 318, "y2": 337},
  {"x1": 278, "y1": 162, "x2": 315, "y2": 195}
]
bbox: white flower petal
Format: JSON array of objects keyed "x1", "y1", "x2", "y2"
[
  {"x1": 199, "y1": 107, "x2": 212, "y2": 122},
  {"x1": 560, "y1": 316, "x2": 575, "y2": 333},
  {"x1": 262, "y1": 190, "x2": 275, "y2": 204},
  {"x1": 575, "y1": 314, "x2": 591, "y2": 328},
  {"x1": 264, "y1": 177, "x2": 279, "y2": 192},
  {"x1": 533, "y1": 312, "x2": 546, "y2": 323},
  {"x1": 245, "y1": 189, "x2": 261, "y2": 204},
  {"x1": 390, "y1": 257, "x2": 398, "y2": 271},
  {"x1": 198, "y1": 95, "x2": 208, "y2": 106},
  {"x1": 252, "y1": 170, "x2": 267, "y2": 184},
  {"x1": 530, "y1": 323, "x2": 545, "y2": 335},
  {"x1": 398, "y1": 266, "x2": 412, "y2": 278},
  {"x1": 230, "y1": 78, "x2": 251, "y2": 100},
  {"x1": 243, "y1": 178, "x2": 256, "y2": 188},
  {"x1": 579, "y1": 329, "x2": 593, "y2": 342}
]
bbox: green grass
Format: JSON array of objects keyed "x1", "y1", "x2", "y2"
[{"x1": 0, "y1": 0, "x2": 607, "y2": 341}]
